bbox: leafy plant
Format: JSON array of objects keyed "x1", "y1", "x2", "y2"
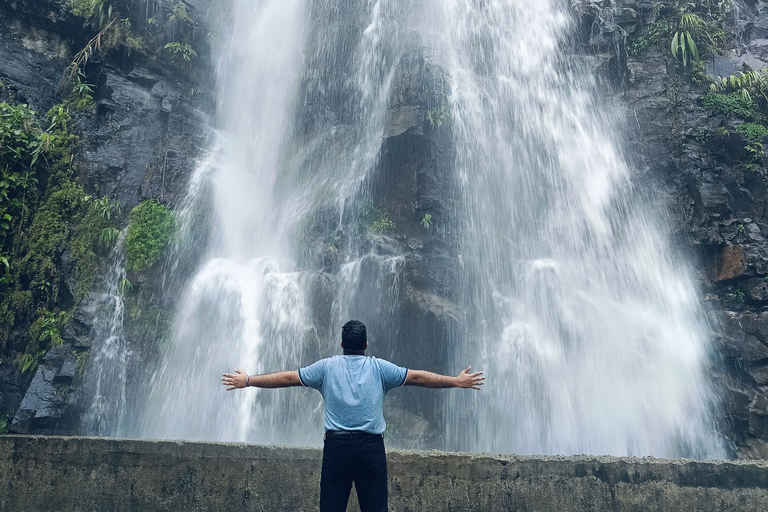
[
  {"x1": 627, "y1": 36, "x2": 649, "y2": 57},
  {"x1": 695, "y1": 129, "x2": 711, "y2": 145},
  {"x1": 17, "y1": 350, "x2": 45, "y2": 374},
  {"x1": 169, "y1": 2, "x2": 193, "y2": 25},
  {"x1": 99, "y1": 227, "x2": 120, "y2": 247},
  {"x1": 59, "y1": 17, "x2": 119, "y2": 92},
  {"x1": 164, "y1": 42, "x2": 196, "y2": 61},
  {"x1": 745, "y1": 143, "x2": 764, "y2": 171},
  {"x1": 702, "y1": 92, "x2": 763, "y2": 122},
  {"x1": 420, "y1": 213, "x2": 432, "y2": 229},
  {"x1": 709, "y1": 70, "x2": 768, "y2": 104},
  {"x1": 737, "y1": 123, "x2": 768, "y2": 144},
  {"x1": 35, "y1": 309, "x2": 70, "y2": 347},
  {"x1": 118, "y1": 276, "x2": 132, "y2": 295},
  {"x1": 426, "y1": 105, "x2": 449, "y2": 128},
  {"x1": 0, "y1": 103, "x2": 43, "y2": 249},
  {"x1": 75, "y1": 351, "x2": 89, "y2": 375},
  {"x1": 671, "y1": 13, "x2": 704, "y2": 67},
  {"x1": 370, "y1": 217, "x2": 395, "y2": 234},
  {"x1": 68, "y1": 0, "x2": 116, "y2": 28},
  {"x1": 125, "y1": 199, "x2": 176, "y2": 272},
  {"x1": 94, "y1": 196, "x2": 121, "y2": 220},
  {"x1": 360, "y1": 202, "x2": 396, "y2": 235}
]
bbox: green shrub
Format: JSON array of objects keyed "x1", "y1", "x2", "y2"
[
  {"x1": 125, "y1": 200, "x2": 175, "y2": 272},
  {"x1": 0, "y1": 103, "x2": 43, "y2": 251},
  {"x1": 169, "y1": 2, "x2": 192, "y2": 25},
  {"x1": 426, "y1": 105, "x2": 449, "y2": 128},
  {"x1": 649, "y1": 18, "x2": 672, "y2": 45},
  {"x1": 164, "y1": 42, "x2": 196, "y2": 61},
  {"x1": 70, "y1": 197, "x2": 120, "y2": 300},
  {"x1": 702, "y1": 92, "x2": 764, "y2": 122},
  {"x1": 360, "y1": 202, "x2": 396, "y2": 235},
  {"x1": 627, "y1": 36, "x2": 649, "y2": 57},
  {"x1": 0, "y1": 99, "x2": 113, "y2": 360},
  {"x1": 737, "y1": 123, "x2": 768, "y2": 143}
]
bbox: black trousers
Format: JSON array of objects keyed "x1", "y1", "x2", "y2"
[{"x1": 320, "y1": 431, "x2": 387, "y2": 512}]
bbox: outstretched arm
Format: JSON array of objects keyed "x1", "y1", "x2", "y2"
[
  {"x1": 405, "y1": 366, "x2": 484, "y2": 390},
  {"x1": 221, "y1": 369, "x2": 302, "y2": 390}
]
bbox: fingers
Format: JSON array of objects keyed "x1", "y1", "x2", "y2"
[{"x1": 463, "y1": 366, "x2": 471, "y2": 374}]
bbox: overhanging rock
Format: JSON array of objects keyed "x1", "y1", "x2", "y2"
[{"x1": 1, "y1": 436, "x2": 767, "y2": 511}]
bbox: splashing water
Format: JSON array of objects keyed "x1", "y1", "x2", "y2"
[{"x1": 438, "y1": 0, "x2": 725, "y2": 458}]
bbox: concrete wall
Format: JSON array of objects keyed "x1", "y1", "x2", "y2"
[{"x1": 1, "y1": 436, "x2": 767, "y2": 512}]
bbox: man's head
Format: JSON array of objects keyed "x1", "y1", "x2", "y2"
[{"x1": 341, "y1": 320, "x2": 367, "y2": 351}]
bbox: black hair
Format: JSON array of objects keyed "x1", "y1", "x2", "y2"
[{"x1": 341, "y1": 320, "x2": 367, "y2": 351}]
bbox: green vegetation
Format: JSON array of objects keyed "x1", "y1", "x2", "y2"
[
  {"x1": 710, "y1": 70, "x2": 768, "y2": 104},
  {"x1": 118, "y1": 276, "x2": 132, "y2": 295},
  {"x1": 671, "y1": 13, "x2": 703, "y2": 67},
  {"x1": 649, "y1": 18, "x2": 672, "y2": 45},
  {"x1": 420, "y1": 213, "x2": 432, "y2": 229},
  {"x1": 164, "y1": 42, "x2": 197, "y2": 61},
  {"x1": 642, "y1": 2, "x2": 730, "y2": 69},
  {"x1": 360, "y1": 203, "x2": 396, "y2": 235},
  {"x1": 737, "y1": 123, "x2": 768, "y2": 143},
  {"x1": 70, "y1": 196, "x2": 121, "y2": 299},
  {"x1": 125, "y1": 200, "x2": 176, "y2": 272},
  {"x1": 169, "y1": 2, "x2": 193, "y2": 26},
  {"x1": 75, "y1": 350, "x2": 89, "y2": 375},
  {"x1": 701, "y1": 92, "x2": 763, "y2": 122},
  {"x1": 68, "y1": 0, "x2": 117, "y2": 28},
  {"x1": 695, "y1": 129, "x2": 711, "y2": 145},
  {"x1": 426, "y1": 105, "x2": 449, "y2": 128},
  {"x1": 627, "y1": 36, "x2": 649, "y2": 57},
  {"x1": 0, "y1": 99, "x2": 118, "y2": 365}
]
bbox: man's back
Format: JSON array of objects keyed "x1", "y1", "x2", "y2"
[{"x1": 299, "y1": 355, "x2": 407, "y2": 434}]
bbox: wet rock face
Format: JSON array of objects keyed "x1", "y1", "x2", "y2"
[
  {"x1": 593, "y1": 0, "x2": 768, "y2": 457},
  {"x1": 0, "y1": 0, "x2": 210, "y2": 434}
]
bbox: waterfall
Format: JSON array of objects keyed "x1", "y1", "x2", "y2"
[
  {"x1": 133, "y1": 0, "x2": 411, "y2": 444},
  {"x1": 439, "y1": 0, "x2": 725, "y2": 458},
  {"x1": 82, "y1": 238, "x2": 131, "y2": 437},
  {"x1": 90, "y1": 0, "x2": 727, "y2": 458}
]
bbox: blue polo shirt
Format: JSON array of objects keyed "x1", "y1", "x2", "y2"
[{"x1": 298, "y1": 355, "x2": 408, "y2": 434}]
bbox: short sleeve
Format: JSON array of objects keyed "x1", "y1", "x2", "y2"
[
  {"x1": 298, "y1": 359, "x2": 328, "y2": 390},
  {"x1": 376, "y1": 358, "x2": 408, "y2": 392}
]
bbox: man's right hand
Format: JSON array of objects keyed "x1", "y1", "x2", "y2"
[{"x1": 456, "y1": 366, "x2": 485, "y2": 390}]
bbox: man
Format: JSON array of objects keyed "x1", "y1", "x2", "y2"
[{"x1": 221, "y1": 319, "x2": 484, "y2": 512}]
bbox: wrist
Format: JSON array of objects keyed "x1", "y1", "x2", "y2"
[{"x1": 245, "y1": 375, "x2": 250, "y2": 388}]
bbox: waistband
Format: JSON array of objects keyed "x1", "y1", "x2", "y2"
[{"x1": 324, "y1": 430, "x2": 383, "y2": 439}]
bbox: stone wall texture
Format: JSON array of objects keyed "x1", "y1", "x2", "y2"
[{"x1": 1, "y1": 435, "x2": 767, "y2": 512}]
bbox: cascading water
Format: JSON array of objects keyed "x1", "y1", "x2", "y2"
[
  {"x1": 132, "y1": 0, "x2": 410, "y2": 444},
  {"x1": 88, "y1": 0, "x2": 726, "y2": 458},
  {"x1": 82, "y1": 238, "x2": 131, "y2": 437},
  {"x1": 439, "y1": 0, "x2": 725, "y2": 458}
]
